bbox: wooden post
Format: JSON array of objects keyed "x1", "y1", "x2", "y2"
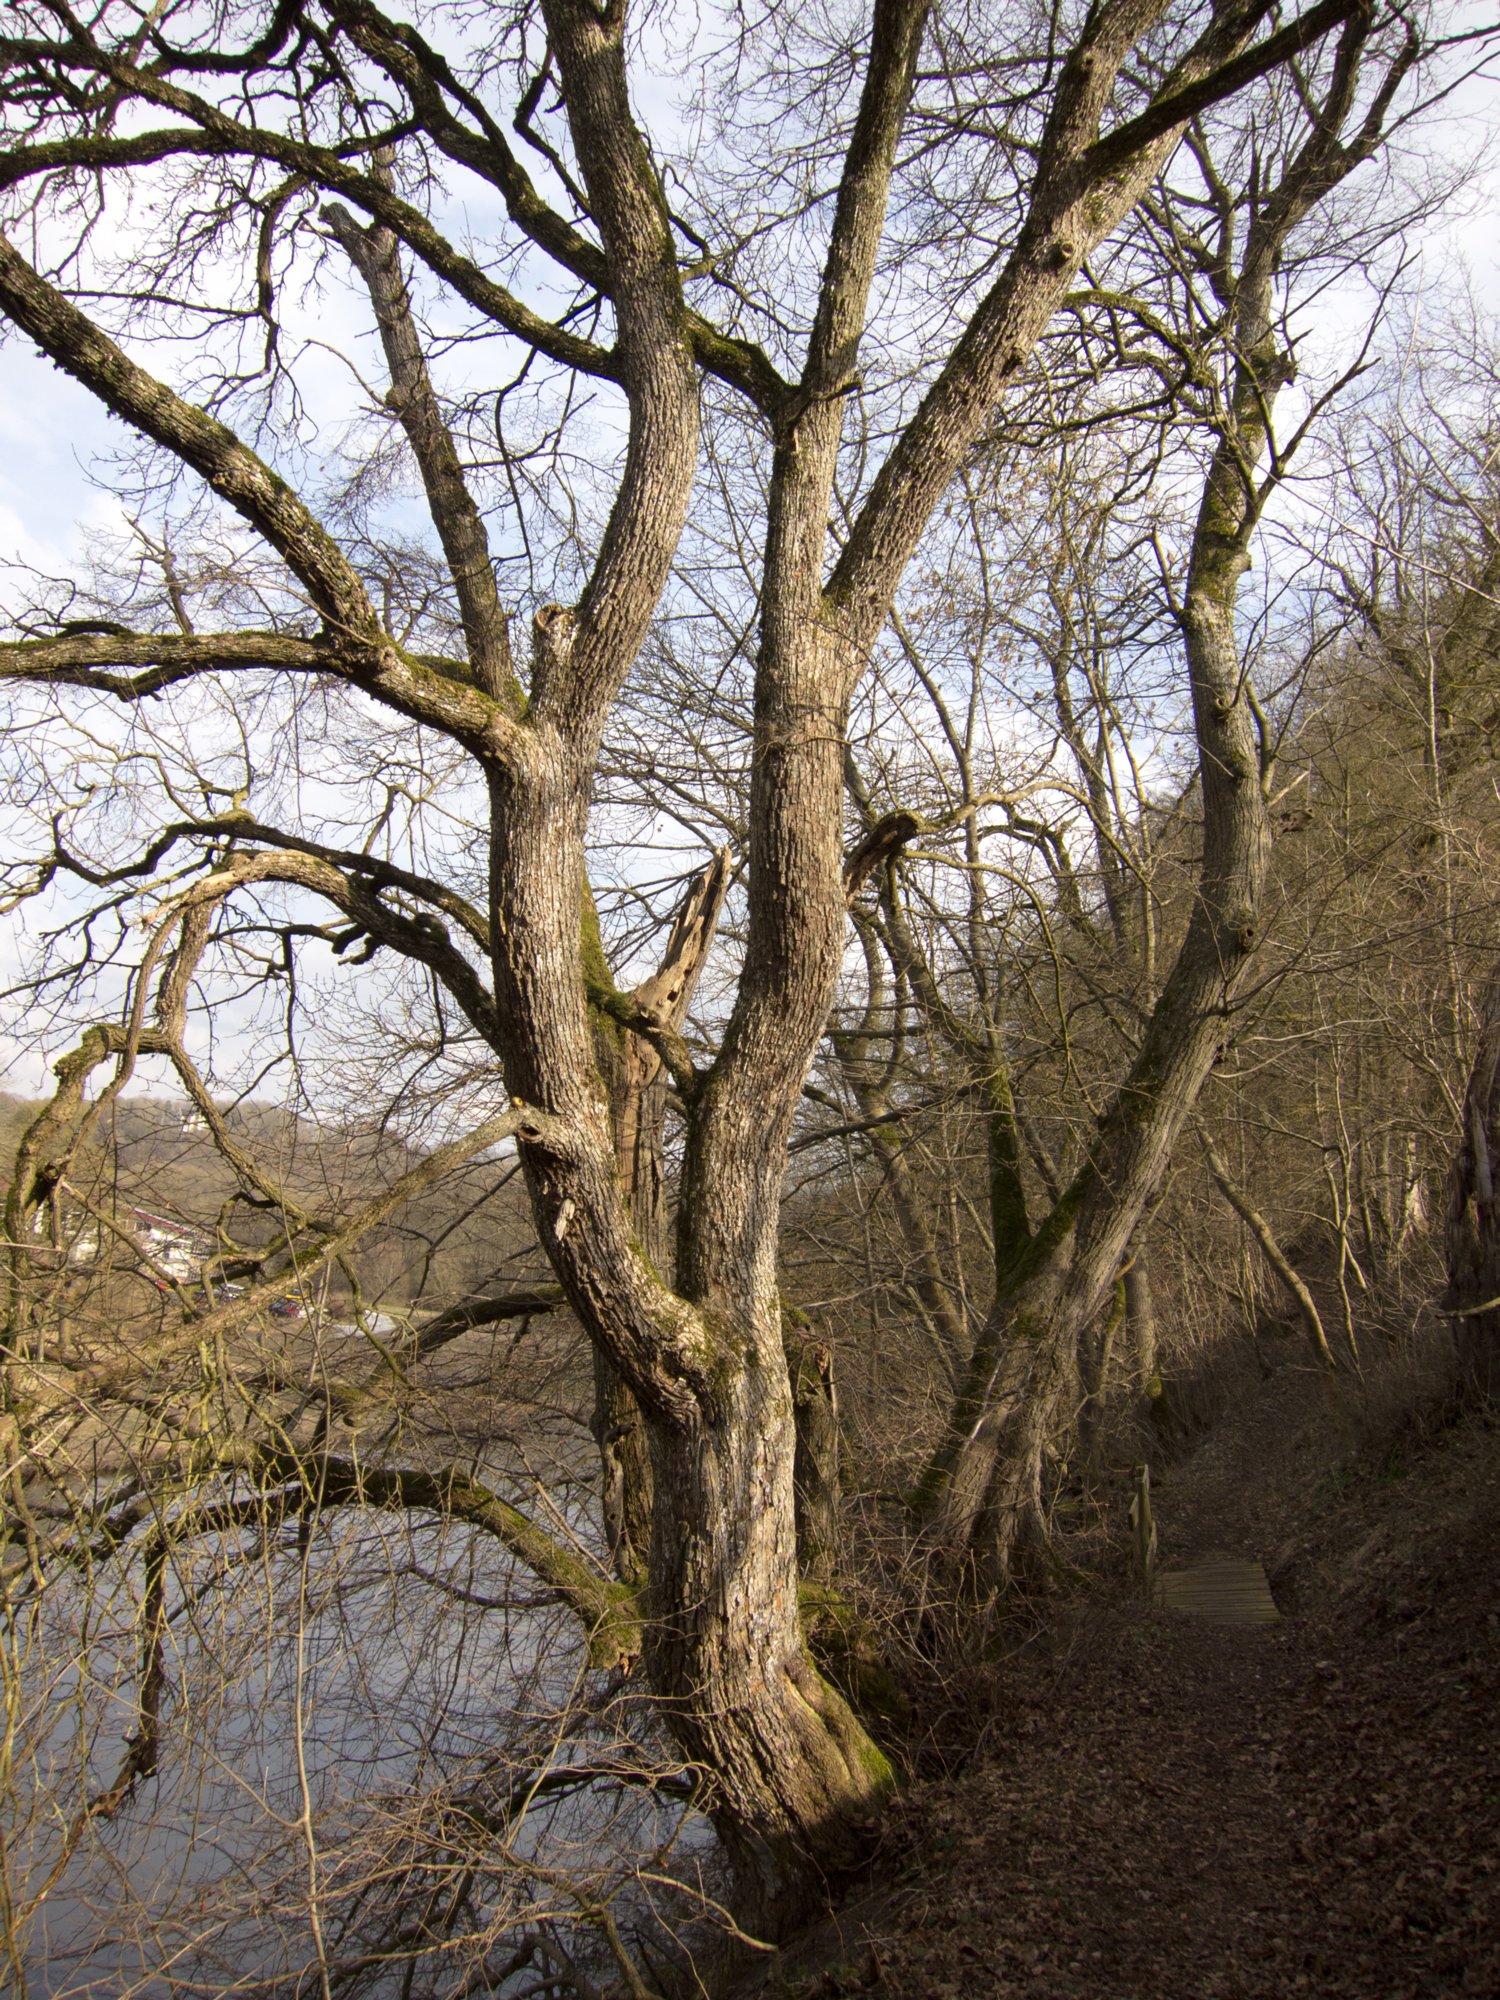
[{"x1": 1129, "y1": 1462, "x2": 1158, "y2": 1591}]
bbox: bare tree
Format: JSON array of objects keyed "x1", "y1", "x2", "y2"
[
  {"x1": 873, "y1": 10, "x2": 1432, "y2": 1577},
  {"x1": 0, "y1": 0, "x2": 1460, "y2": 1945}
]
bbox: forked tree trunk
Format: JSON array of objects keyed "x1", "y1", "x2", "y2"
[
  {"x1": 475, "y1": 0, "x2": 925, "y2": 1918},
  {"x1": 1445, "y1": 964, "x2": 1500, "y2": 1400},
  {"x1": 480, "y1": 0, "x2": 1393, "y2": 1922},
  {"x1": 488, "y1": 730, "x2": 889, "y2": 1931}
]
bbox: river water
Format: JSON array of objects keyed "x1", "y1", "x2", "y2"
[{"x1": 10, "y1": 1439, "x2": 709, "y2": 1997}]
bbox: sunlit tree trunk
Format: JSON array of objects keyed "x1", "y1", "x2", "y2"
[{"x1": 592, "y1": 854, "x2": 730, "y2": 1587}]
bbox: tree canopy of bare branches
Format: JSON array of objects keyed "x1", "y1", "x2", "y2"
[{"x1": 1, "y1": 0, "x2": 1487, "y2": 1973}]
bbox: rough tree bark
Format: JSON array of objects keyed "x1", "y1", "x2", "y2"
[
  {"x1": 591, "y1": 851, "x2": 730, "y2": 1586},
  {"x1": 0, "y1": 0, "x2": 1396, "y2": 1931}
]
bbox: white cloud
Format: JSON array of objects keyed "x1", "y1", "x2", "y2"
[{"x1": 0, "y1": 347, "x2": 126, "y2": 578}]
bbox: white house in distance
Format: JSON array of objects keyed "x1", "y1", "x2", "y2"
[{"x1": 128, "y1": 1208, "x2": 214, "y2": 1284}]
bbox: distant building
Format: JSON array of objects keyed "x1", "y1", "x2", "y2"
[
  {"x1": 64, "y1": 1222, "x2": 101, "y2": 1265},
  {"x1": 129, "y1": 1208, "x2": 213, "y2": 1283}
]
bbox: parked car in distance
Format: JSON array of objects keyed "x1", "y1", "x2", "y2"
[{"x1": 194, "y1": 1280, "x2": 246, "y2": 1306}]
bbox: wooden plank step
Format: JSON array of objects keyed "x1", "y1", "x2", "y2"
[{"x1": 1155, "y1": 1557, "x2": 1280, "y2": 1625}]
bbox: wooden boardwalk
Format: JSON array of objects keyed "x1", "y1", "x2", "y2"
[{"x1": 1155, "y1": 1556, "x2": 1280, "y2": 1624}]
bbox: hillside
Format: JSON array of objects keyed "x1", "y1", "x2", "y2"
[
  {"x1": 751, "y1": 1329, "x2": 1499, "y2": 2000},
  {"x1": 0, "y1": 1089, "x2": 542, "y2": 1305}
]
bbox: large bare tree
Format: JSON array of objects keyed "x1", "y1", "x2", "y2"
[{"x1": 0, "y1": 0, "x2": 1445, "y2": 1938}]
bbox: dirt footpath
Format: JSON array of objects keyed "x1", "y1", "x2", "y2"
[{"x1": 761, "y1": 1372, "x2": 1500, "y2": 2000}]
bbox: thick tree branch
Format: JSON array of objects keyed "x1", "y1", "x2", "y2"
[
  {"x1": 172, "y1": 848, "x2": 504, "y2": 1048},
  {"x1": 525, "y1": 0, "x2": 700, "y2": 748},
  {"x1": 827, "y1": 0, "x2": 1361, "y2": 657},
  {"x1": 0, "y1": 104, "x2": 621, "y2": 383},
  {"x1": 0, "y1": 229, "x2": 381, "y2": 638},
  {"x1": 323, "y1": 190, "x2": 519, "y2": 708},
  {"x1": 804, "y1": 0, "x2": 932, "y2": 401},
  {"x1": 1083, "y1": 0, "x2": 1365, "y2": 179},
  {"x1": 0, "y1": 624, "x2": 517, "y2": 757},
  {"x1": 306, "y1": 1457, "x2": 642, "y2": 1669}
]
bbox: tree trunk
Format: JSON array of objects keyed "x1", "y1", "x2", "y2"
[
  {"x1": 645, "y1": 1302, "x2": 888, "y2": 1927},
  {"x1": 590, "y1": 1349, "x2": 655, "y2": 1591},
  {"x1": 480, "y1": 0, "x2": 931, "y2": 1912},
  {"x1": 1196, "y1": 1122, "x2": 1335, "y2": 1370},
  {"x1": 591, "y1": 853, "x2": 731, "y2": 1586},
  {"x1": 787, "y1": 1321, "x2": 842, "y2": 1579},
  {"x1": 1126, "y1": 1246, "x2": 1159, "y2": 1393},
  {"x1": 1445, "y1": 964, "x2": 1500, "y2": 1400},
  {"x1": 1079, "y1": 1270, "x2": 1127, "y2": 1473},
  {"x1": 933, "y1": 1269, "x2": 1078, "y2": 1589},
  {"x1": 488, "y1": 754, "x2": 888, "y2": 1931}
]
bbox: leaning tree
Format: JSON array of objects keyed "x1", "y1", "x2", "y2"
[{"x1": 0, "y1": 0, "x2": 1456, "y2": 1943}]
